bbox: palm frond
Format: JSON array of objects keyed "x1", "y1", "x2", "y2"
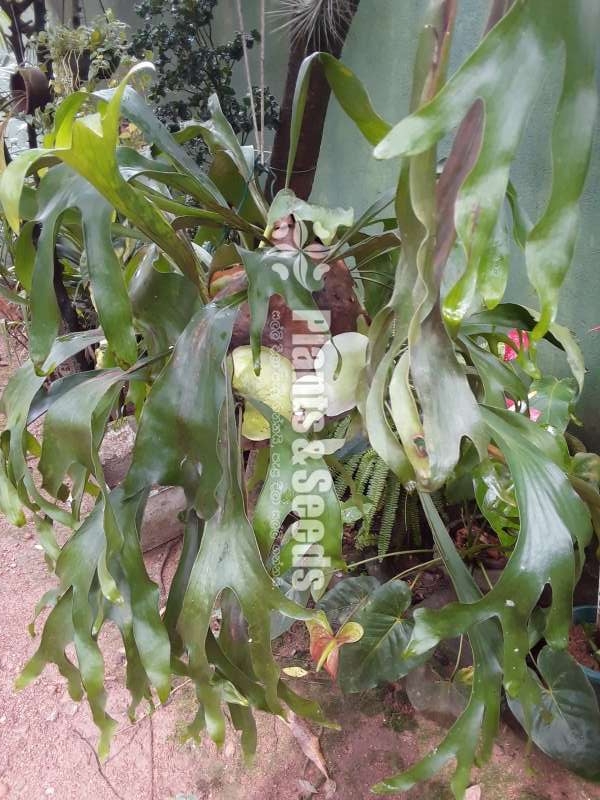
[{"x1": 269, "y1": 0, "x2": 356, "y2": 49}]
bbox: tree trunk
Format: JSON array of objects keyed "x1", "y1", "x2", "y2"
[
  {"x1": 269, "y1": 0, "x2": 360, "y2": 201},
  {"x1": 71, "y1": 0, "x2": 83, "y2": 27}
]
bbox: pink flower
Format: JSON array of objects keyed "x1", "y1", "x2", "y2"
[
  {"x1": 503, "y1": 329, "x2": 530, "y2": 362},
  {"x1": 529, "y1": 407, "x2": 541, "y2": 422},
  {"x1": 504, "y1": 397, "x2": 541, "y2": 422}
]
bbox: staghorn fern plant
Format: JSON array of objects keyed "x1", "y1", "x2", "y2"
[{"x1": 0, "y1": 2, "x2": 599, "y2": 799}]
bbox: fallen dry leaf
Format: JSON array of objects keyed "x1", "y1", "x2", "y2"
[
  {"x1": 297, "y1": 778, "x2": 317, "y2": 797},
  {"x1": 285, "y1": 712, "x2": 330, "y2": 781}
]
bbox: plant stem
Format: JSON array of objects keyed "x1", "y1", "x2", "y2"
[
  {"x1": 477, "y1": 560, "x2": 494, "y2": 592},
  {"x1": 347, "y1": 548, "x2": 434, "y2": 570},
  {"x1": 259, "y1": 0, "x2": 265, "y2": 164},
  {"x1": 450, "y1": 635, "x2": 464, "y2": 682},
  {"x1": 235, "y1": 0, "x2": 260, "y2": 152},
  {"x1": 391, "y1": 557, "x2": 444, "y2": 581}
]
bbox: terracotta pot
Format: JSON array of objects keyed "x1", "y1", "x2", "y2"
[{"x1": 10, "y1": 67, "x2": 51, "y2": 114}]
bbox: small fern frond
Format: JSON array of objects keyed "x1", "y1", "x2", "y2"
[
  {"x1": 377, "y1": 475, "x2": 402, "y2": 559},
  {"x1": 357, "y1": 456, "x2": 387, "y2": 551},
  {"x1": 405, "y1": 490, "x2": 422, "y2": 546},
  {"x1": 355, "y1": 448, "x2": 377, "y2": 495}
]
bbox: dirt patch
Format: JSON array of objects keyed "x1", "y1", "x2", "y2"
[{"x1": 569, "y1": 625, "x2": 600, "y2": 672}]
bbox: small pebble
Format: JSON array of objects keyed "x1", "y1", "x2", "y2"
[
  {"x1": 45, "y1": 788, "x2": 55, "y2": 796},
  {"x1": 45, "y1": 710, "x2": 58, "y2": 722}
]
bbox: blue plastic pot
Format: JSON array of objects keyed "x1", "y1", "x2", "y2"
[{"x1": 572, "y1": 606, "x2": 600, "y2": 693}]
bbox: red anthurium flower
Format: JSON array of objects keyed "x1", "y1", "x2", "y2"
[
  {"x1": 503, "y1": 329, "x2": 530, "y2": 362},
  {"x1": 306, "y1": 618, "x2": 363, "y2": 680}
]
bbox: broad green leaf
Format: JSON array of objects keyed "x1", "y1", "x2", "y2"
[
  {"x1": 177, "y1": 385, "x2": 319, "y2": 746},
  {"x1": 0, "y1": 64, "x2": 205, "y2": 301},
  {"x1": 508, "y1": 646, "x2": 600, "y2": 781},
  {"x1": 26, "y1": 164, "x2": 137, "y2": 367},
  {"x1": 208, "y1": 149, "x2": 265, "y2": 226},
  {"x1": 374, "y1": 1, "x2": 599, "y2": 338},
  {"x1": 318, "y1": 575, "x2": 380, "y2": 628},
  {"x1": 409, "y1": 310, "x2": 489, "y2": 490},
  {"x1": 38, "y1": 368, "x2": 126, "y2": 496},
  {"x1": 266, "y1": 189, "x2": 353, "y2": 246},
  {"x1": 163, "y1": 511, "x2": 202, "y2": 654},
  {"x1": 528, "y1": 377, "x2": 577, "y2": 432},
  {"x1": 105, "y1": 86, "x2": 224, "y2": 205},
  {"x1": 237, "y1": 246, "x2": 323, "y2": 370},
  {"x1": 107, "y1": 489, "x2": 171, "y2": 702},
  {"x1": 28, "y1": 370, "x2": 110, "y2": 426},
  {"x1": 252, "y1": 407, "x2": 344, "y2": 578},
  {"x1": 116, "y1": 146, "x2": 258, "y2": 237},
  {"x1": 461, "y1": 335, "x2": 528, "y2": 408},
  {"x1": 22, "y1": 488, "x2": 171, "y2": 754},
  {"x1": 406, "y1": 409, "x2": 592, "y2": 698},
  {"x1": 16, "y1": 590, "x2": 83, "y2": 700},
  {"x1": 125, "y1": 302, "x2": 236, "y2": 518},
  {"x1": 196, "y1": 94, "x2": 267, "y2": 218},
  {"x1": 0, "y1": 457, "x2": 26, "y2": 526},
  {"x1": 0, "y1": 329, "x2": 103, "y2": 525},
  {"x1": 463, "y1": 303, "x2": 585, "y2": 396},
  {"x1": 54, "y1": 500, "x2": 118, "y2": 756},
  {"x1": 526, "y1": 306, "x2": 586, "y2": 396},
  {"x1": 338, "y1": 580, "x2": 430, "y2": 693},
  {"x1": 14, "y1": 220, "x2": 36, "y2": 291},
  {"x1": 286, "y1": 52, "x2": 391, "y2": 187},
  {"x1": 129, "y1": 246, "x2": 201, "y2": 354}
]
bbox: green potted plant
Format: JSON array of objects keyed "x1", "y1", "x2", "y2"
[{"x1": 36, "y1": 11, "x2": 131, "y2": 96}]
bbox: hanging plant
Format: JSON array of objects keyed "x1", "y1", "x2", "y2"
[{"x1": 36, "y1": 11, "x2": 131, "y2": 97}]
